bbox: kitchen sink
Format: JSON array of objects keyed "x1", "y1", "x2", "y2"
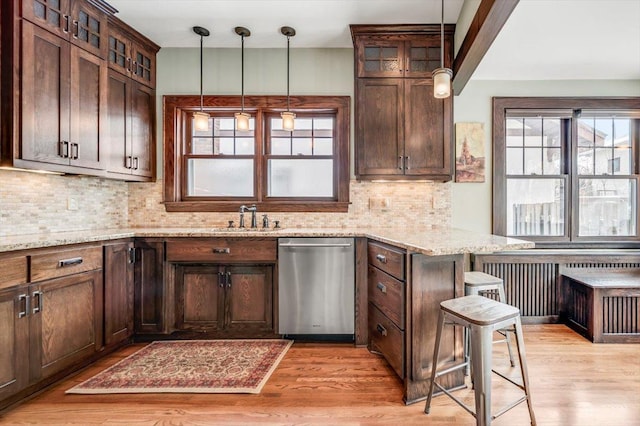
[{"x1": 210, "y1": 227, "x2": 284, "y2": 232}]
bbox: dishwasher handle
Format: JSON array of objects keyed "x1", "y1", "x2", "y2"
[{"x1": 279, "y1": 243, "x2": 352, "y2": 248}]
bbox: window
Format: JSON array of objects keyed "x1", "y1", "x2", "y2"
[
  {"x1": 164, "y1": 95, "x2": 350, "y2": 212},
  {"x1": 493, "y1": 97, "x2": 640, "y2": 246}
]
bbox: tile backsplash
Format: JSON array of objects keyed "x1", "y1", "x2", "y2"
[
  {"x1": 0, "y1": 170, "x2": 128, "y2": 237},
  {"x1": 127, "y1": 179, "x2": 451, "y2": 229},
  {"x1": 0, "y1": 170, "x2": 451, "y2": 237}
]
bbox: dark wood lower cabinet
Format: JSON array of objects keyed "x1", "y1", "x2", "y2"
[
  {"x1": 104, "y1": 241, "x2": 135, "y2": 346},
  {"x1": 175, "y1": 264, "x2": 274, "y2": 337},
  {"x1": 29, "y1": 270, "x2": 103, "y2": 382},
  {"x1": 134, "y1": 239, "x2": 165, "y2": 334}
]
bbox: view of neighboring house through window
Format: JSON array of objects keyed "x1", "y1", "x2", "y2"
[{"x1": 493, "y1": 98, "x2": 639, "y2": 246}]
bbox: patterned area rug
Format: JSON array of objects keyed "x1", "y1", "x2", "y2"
[{"x1": 66, "y1": 339, "x2": 292, "y2": 394}]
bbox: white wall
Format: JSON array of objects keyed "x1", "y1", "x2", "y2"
[{"x1": 451, "y1": 79, "x2": 640, "y2": 233}]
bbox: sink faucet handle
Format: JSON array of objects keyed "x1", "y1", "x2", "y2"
[{"x1": 262, "y1": 214, "x2": 269, "y2": 229}]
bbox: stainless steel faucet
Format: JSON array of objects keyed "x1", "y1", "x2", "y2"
[{"x1": 239, "y1": 204, "x2": 258, "y2": 228}]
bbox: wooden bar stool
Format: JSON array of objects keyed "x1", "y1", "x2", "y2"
[
  {"x1": 464, "y1": 271, "x2": 516, "y2": 369},
  {"x1": 424, "y1": 295, "x2": 536, "y2": 426}
]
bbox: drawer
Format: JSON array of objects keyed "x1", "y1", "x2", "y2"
[
  {"x1": 368, "y1": 265, "x2": 405, "y2": 328},
  {"x1": 0, "y1": 255, "x2": 28, "y2": 290},
  {"x1": 369, "y1": 303, "x2": 404, "y2": 379},
  {"x1": 166, "y1": 238, "x2": 277, "y2": 263},
  {"x1": 31, "y1": 246, "x2": 103, "y2": 282},
  {"x1": 367, "y1": 241, "x2": 405, "y2": 280}
]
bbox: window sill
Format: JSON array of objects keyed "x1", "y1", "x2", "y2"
[{"x1": 164, "y1": 201, "x2": 350, "y2": 213}]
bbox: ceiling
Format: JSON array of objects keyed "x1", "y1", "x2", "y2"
[{"x1": 108, "y1": 0, "x2": 640, "y2": 81}]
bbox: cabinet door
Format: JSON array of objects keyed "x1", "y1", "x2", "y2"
[
  {"x1": 175, "y1": 265, "x2": 223, "y2": 331},
  {"x1": 21, "y1": 21, "x2": 70, "y2": 166},
  {"x1": 130, "y1": 82, "x2": 155, "y2": 177},
  {"x1": 29, "y1": 270, "x2": 103, "y2": 382},
  {"x1": 106, "y1": 69, "x2": 132, "y2": 175},
  {"x1": 225, "y1": 265, "x2": 273, "y2": 333},
  {"x1": 130, "y1": 42, "x2": 156, "y2": 88},
  {"x1": 405, "y1": 38, "x2": 441, "y2": 78},
  {"x1": 21, "y1": 0, "x2": 71, "y2": 40},
  {"x1": 69, "y1": 0, "x2": 107, "y2": 59},
  {"x1": 355, "y1": 37, "x2": 404, "y2": 78},
  {"x1": 104, "y1": 242, "x2": 134, "y2": 346},
  {"x1": 404, "y1": 79, "x2": 451, "y2": 178},
  {"x1": 107, "y1": 24, "x2": 130, "y2": 76},
  {"x1": 134, "y1": 240, "x2": 164, "y2": 334},
  {"x1": 69, "y1": 45, "x2": 106, "y2": 170},
  {"x1": 356, "y1": 78, "x2": 404, "y2": 177},
  {"x1": 0, "y1": 287, "x2": 29, "y2": 402}
]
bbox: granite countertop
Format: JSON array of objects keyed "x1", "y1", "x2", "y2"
[{"x1": 0, "y1": 226, "x2": 534, "y2": 256}]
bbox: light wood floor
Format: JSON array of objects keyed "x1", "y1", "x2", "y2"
[{"x1": 1, "y1": 324, "x2": 639, "y2": 425}]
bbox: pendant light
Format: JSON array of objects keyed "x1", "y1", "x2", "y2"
[
  {"x1": 193, "y1": 26, "x2": 210, "y2": 131},
  {"x1": 280, "y1": 26, "x2": 296, "y2": 131},
  {"x1": 432, "y1": 0, "x2": 452, "y2": 99},
  {"x1": 234, "y1": 27, "x2": 251, "y2": 131}
]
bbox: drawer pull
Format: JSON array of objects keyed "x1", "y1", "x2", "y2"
[
  {"x1": 376, "y1": 282, "x2": 387, "y2": 294},
  {"x1": 375, "y1": 254, "x2": 387, "y2": 263},
  {"x1": 376, "y1": 323, "x2": 388, "y2": 337},
  {"x1": 213, "y1": 248, "x2": 230, "y2": 254},
  {"x1": 18, "y1": 294, "x2": 29, "y2": 318},
  {"x1": 58, "y1": 257, "x2": 83, "y2": 267}
]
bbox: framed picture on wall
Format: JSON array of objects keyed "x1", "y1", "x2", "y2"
[{"x1": 455, "y1": 122, "x2": 485, "y2": 183}]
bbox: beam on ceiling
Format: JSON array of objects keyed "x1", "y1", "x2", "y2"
[{"x1": 452, "y1": 0, "x2": 519, "y2": 95}]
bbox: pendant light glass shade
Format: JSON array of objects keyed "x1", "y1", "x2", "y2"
[
  {"x1": 193, "y1": 26, "x2": 210, "y2": 130},
  {"x1": 433, "y1": 68, "x2": 452, "y2": 99},
  {"x1": 193, "y1": 111, "x2": 210, "y2": 131},
  {"x1": 432, "y1": 0, "x2": 452, "y2": 98},
  {"x1": 234, "y1": 27, "x2": 251, "y2": 131},
  {"x1": 280, "y1": 26, "x2": 296, "y2": 131}
]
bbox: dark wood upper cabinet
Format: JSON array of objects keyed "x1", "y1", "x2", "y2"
[
  {"x1": 1, "y1": 0, "x2": 158, "y2": 180},
  {"x1": 351, "y1": 25, "x2": 454, "y2": 181}
]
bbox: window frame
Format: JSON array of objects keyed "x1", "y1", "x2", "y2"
[
  {"x1": 493, "y1": 97, "x2": 640, "y2": 248},
  {"x1": 163, "y1": 95, "x2": 350, "y2": 212}
]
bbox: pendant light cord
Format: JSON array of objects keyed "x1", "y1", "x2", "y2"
[
  {"x1": 241, "y1": 35, "x2": 245, "y2": 113},
  {"x1": 440, "y1": 0, "x2": 444, "y2": 68},
  {"x1": 286, "y1": 35, "x2": 290, "y2": 112},
  {"x1": 199, "y1": 34, "x2": 204, "y2": 112}
]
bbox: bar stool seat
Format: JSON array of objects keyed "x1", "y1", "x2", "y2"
[
  {"x1": 425, "y1": 295, "x2": 536, "y2": 426},
  {"x1": 464, "y1": 271, "x2": 516, "y2": 368}
]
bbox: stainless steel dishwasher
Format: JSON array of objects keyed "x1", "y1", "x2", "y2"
[{"x1": 278, "y1": 237, "x2": 355, "y2": 340}]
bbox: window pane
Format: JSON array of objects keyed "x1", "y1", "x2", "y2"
[
  {"x1": 314, "y1": 138, "x2": 333, "y2": 155},
  {"x1": 594, "y1": 148, "x2": 614, "y2": 175},
  {"x1": 595, "y1": 118, "x2": 613, "y2": 146},
  {"x1": 579, "y1": 178, "x2": 637, "y2": 236},
  {"x1": 506, "y1": 118, "x2": 524, "y2": 146},
  {"x1": 216, "y1": 138, "x2": 235, "y2": 155},
  {"x1": 292, "y1": 138, "x2": 312, "y2": 155},
  {"x1": 268, "y1": 159, "x2": 333, "y2": 197},
  {"x1": 506, "y1": 178, "x2": 565, "y2": 236},
  {"x1": 524, "y1": 148, "x2": 542, "y2": 175},
  {"x1": 314, "y1": 118, "x2": 333, "y2": 130},
  {"x1": 192, "y1": 138, "x2": 212, "y2": 155},
  {"x1": 236, "y1": 138, "x2": 254, "y2": 155},
  {"x1": 543, "y1": 148, "x2": 561, "y2": 174},
  {"x1": 187, "y1": 159, "x2": 253, "y2": 197},
  {"x1": 577, "y1": 118, "x2": 595, "y2": 146},
  {"x1": 614, "y1": 147, "x2": 632, "y2": 174},
  {"x1": 577, "y1": 147, "x2": 594, "y2": 175},
  {"x1": 543, "y1": 119, "x2": 561, "y2": 147},
  {"x1": 506, "y1": 148, "x2": 523, "y2": 175},
  {"x1": 523, "y1": 118, "x2": 542, "y2": 146},
  {"x1": 271, "y1": 138, "x2": 291, "y2": 155},
  {"x1": 615, "y1": 118, "x2": 631, "y2": 147}
]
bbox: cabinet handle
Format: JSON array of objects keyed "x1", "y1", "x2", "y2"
[
  {"x1": 59, "y1": 257, "x2": 83, "y2": 267},
  {"x1": 70, "y1": 143, "x2": 79, "y2": 160},
  {"x1": 126, "y1": 57, "x2": 132, "y2": 73},
  {"x1": 128, "y1": 247, "x2": 136, "y2": 264},
  {"x1": 376, "y1": 282, "x2": 387, "y2": 294},
  {"x1": 213, "y1": 248, "x2": 230, "y2": 254},
  {"x1": 218, "y1": 272, "x2": 225, "y2": 288},
  {"x1": 133, "y1": 157, "x2": 139, "y2": 170},
  {"x1": 32, "y1": 291, "x2": 43, "y2": 314},
  {"x1": 376, "y1": 323, "x2": 387, "y2": 337},
  {"x1": 63, "y1": 15, "x2": 70, "y2": 33},
  {"x1": 398, "y1": 156, "x2": 403, "y2": 170},
  {"x1": 226, "y1": 271, "x2": 232, "y2": 288},
  {"x1": 375, "y1": 254, "x2": 387, "y2": 264},
  {"x1": 72, "y1": 20, "x2": 79, "y2": 39},
  {"x1": 59, "y1": 141, "x2": 69, "y2": 158},
  {"x1": 18, "y1": 294, "x2": 29, "y2": 318},
  {"x1": 405, "y1": 156, "x2": 410, "y2": 170},
  {"x1": 132, "y1": 61, "x2": 138, "y2": 76},
  {"x1": 125, "y1": 156, "x2": 132, "y2": 169}
]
